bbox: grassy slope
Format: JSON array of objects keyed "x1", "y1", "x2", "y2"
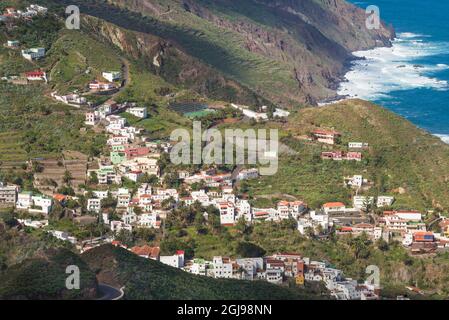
[
  {"x1": 243, "y1": 99, "x2": 449, "y2": 211},
  {"x1": 0, "y1": 247, "x2": 98, "y2": 300},
  {"x1": 81, "y1": 244, "x2": 327, "y2": 300}
]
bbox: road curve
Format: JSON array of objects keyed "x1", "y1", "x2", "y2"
[{"x1": 97, "y1": 283, "x2": 124, "y2": 300}]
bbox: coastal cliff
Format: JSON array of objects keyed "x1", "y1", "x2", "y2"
[{"x1": 57, "y1": 0, "x2": 395, "y2": 106}]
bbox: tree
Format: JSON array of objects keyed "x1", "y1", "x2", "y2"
[
  {"x1": 235, "y1": 241, "x2": 266, "y2": 258},
  {"x1": 163, "y1": 172, "x2": 180, "y2": 189},
  {"x1": 160, "y1": 236, "x2": 195, "y2": 259},
  {"x1": 376, "y1": 238, "x2": 389, "y2": 251},
  {"x1": 349, "y1": 233, "x2": 372, "y2": 259},
  {"x1": 305, "y1": 226, "x2": 315, "y2": 238},
  {"x1": 133, "y1": 206, "x2": 143, "y2": 215},
  {"x1": 0, "y1": 210, "x2": 17, "y2": 228},
  {"x1": 115, "y1": 230, "x2": 135, "y2": 247},
  {"x1": 63, "y1": 170, "x2": 73, "y2": 185},
  {"x1": 235, "y1": 216, "x2": 251, "y2": 235},
  {"x1": 138, "y1": 173, "x2": 159, "y2": 185},
  {"x1": 194, "y1": 212, "x2": 207, "y2": 234},
  {"x1": 32, "y1": 161, "x2": 43, "y2": 173},
  {"x1": 49, "y1": 201, "x2": 64, "y2": 221},
  {"x1": 89, "y1": 172, "x2": 99, "y2": 185},
  {"x1": 101, "y1": 193, "x2": 117, "y2": 209}
]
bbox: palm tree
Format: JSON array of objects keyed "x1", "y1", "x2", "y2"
[{"x1": 63, "y1": 170, "x2": 73, "y2": 185}]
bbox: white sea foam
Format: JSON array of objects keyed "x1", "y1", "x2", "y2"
[
  {"x1": 435, "y1": 134, "x2": 449, "y2": 145},
  {"x1": 338, "y1": 34, "x2": 449, "y2": 100}
]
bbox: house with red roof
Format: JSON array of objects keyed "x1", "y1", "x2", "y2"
[
  {"x1": 25, "y1": 70, "x2": 46, "y2": 81},
  {"x1": 131, "y1": 245, "x2": 160, "y2": 260}
]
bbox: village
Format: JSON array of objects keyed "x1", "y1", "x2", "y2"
[
  {"x1": 1, "y1": 97, "x2": 447, "y2": 300},
  {"x1": 0, "y1": 3, "x2": 447, "y2": 301}
]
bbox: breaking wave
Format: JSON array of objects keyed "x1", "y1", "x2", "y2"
[{"x1": 338, "y1": 33, "x2": 449, "y2": 100}]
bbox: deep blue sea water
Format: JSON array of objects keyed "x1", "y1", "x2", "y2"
[{"x1": 344, "y1": 0, "x2": 449, "y2": 143}]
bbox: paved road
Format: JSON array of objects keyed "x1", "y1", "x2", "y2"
[{"x1": 97, "y1": 283, "x2": 123, "y2": 300}]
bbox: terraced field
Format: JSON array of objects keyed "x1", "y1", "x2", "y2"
[{"x1": 0, "y1": 132, "x2": 27, "y2": 165}]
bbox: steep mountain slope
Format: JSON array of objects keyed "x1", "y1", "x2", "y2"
[
  {"x1": 81, "y1": 244, "x2": 327, "y2": 300},
  {"x1": 53, "y1": 0, "x2": 394, "y2": 106},
  {"x1": 0, "y1": 248, "x2": 98, "y2": 300}
]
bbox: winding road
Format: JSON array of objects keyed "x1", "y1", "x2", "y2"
[{"x1": 97, "y1": 283, "x2": 124, "y2": 300}]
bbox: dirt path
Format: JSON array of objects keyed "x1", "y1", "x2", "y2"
[{"x1": 111, "y1": 58, "x2": 131, "y2": 100}]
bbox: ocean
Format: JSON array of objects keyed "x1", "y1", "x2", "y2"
[{"x1": 342, "y1": 0, "x2": 449, "y2": 143}]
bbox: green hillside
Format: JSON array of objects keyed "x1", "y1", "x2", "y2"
[
  {"x1": 240, "y1": 99, "x2": 449, "y2": 211},
  {"x1": 81, "y1": 244, "x2": 328, "y2": 300},
  {"x1": 0, "y1": 248, "x2": 98, "y2": 300}
]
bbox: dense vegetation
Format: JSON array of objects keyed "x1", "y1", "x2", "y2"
[{"x1": 81, "y1": 244, "x2": 328, "y2": 300}]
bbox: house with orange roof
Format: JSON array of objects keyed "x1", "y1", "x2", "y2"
[
  {"x1": 52, "y1": 194, "x2": 67, "y2": 203},
  {"x1": 131, "y1": 245, "x2": 160, "y2": 260},
  {"x1": 277, "y1": 200, "x2": 307, "y2": 219},
  {"x1": 322, "y1": 202, "x2": 346, "y2": 214}
]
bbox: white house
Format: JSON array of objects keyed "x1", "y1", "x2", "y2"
[
  {"x1": 138, "y1": 213, "x2": 160, "y2": 229},
  {"x1": 344, "y1": 175, "x2": 366, "y2": 188},
  {"x1": 21, "y1": 47, "x2": 45, "y2": 61},
  {"x1": 236, "y1": 199, "x2": 252, "y2": 222},
  {"x1": 102, "y1": 71, "x2": 121, "y2": 82},
  {"x1": 127, "y1": 107, "x2": 147, "y2": 119},
  {"x1": 49, "y1": 230, "x2": 77, "y2": 244},
  {"x1": 348, "y1": 142, "x2": 369, "y2": 149},
  {"x1": 110, "y1": 220, "x2": 133, "y2": 233},
  {"x1": 117, "y1": 189, "x2": 131, "y2": 208},
  {"x1": 237, "y1": 168, "x2": 259, "y2": 181},
  {"x1": 160, "y1": 250, "x2": 185, "y2": 269},
  {"x1": 6, "y1": 40, "x2": 19, "y2": 48},
  {"x1": 377, "y1": 196, "x2": 395, "y2": 207},
  {"x1": 322, "y1": 202, "x2": 346, "y2": 214},
  {"x1": 353, "y1": 196, "x2": 374, "y2": 210},
  {"x1": 297, "y1": 218, "x2": 313, "y2": 235},
  {"x1": 16, "y1": 192, "x2": 52, "y2": 215},
  {"x1": 87, "y1": 198, "x2": 101, "y2": 214},
  {"x1": 216, "y1": 201, "x2": 235, "y2": 225},
  {"x1": 212, "y1": 256, "x2": 234, "y2": 279},
  {"x1": 85, "y1": 112, "x2": 98, "y2": 126}
]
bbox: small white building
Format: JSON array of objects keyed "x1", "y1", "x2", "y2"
[
  {"x1": 216, "y1": 201, "x2": 235, "y2": 225},
  {"x1": 6, "y1": 40, "x2": 20, "y2": 48},
  {"x1": 344, "y1": 175, "x2": 366, "y2": 188},
  {"x1": 377, "y1": 196, "x2": 395, "y2": 208},
  {"x1": 16, "y1": 192, "x2": 52, "y2": 215},
  {"x1": 21, "y1": 47, "x2": 45, "y2": 61},
  {"x1": 348, "y1": 142, "x2": 369, "y2": 149},
  {"x1": 85, "y1": 113, "x2": 98, "y2": 126},
  {"x1": 212, "y1": 256, "x2": 234, "y2": 279},
  {"x1": 87, "y1": 198, "x2": 101, "y2": 214},
  {"x1": 102, "y1": 71, "x2": 121, "y2": 82},
  {"x1": 110, "y1": 220, "x2": 133, "y2": 233},
  {"x1": 237, "y1": 168, "x2": 259, "y2": 181},
  {"x1": 353, "y1": 196, "x2": 374, "y2": 210},
  {"x1": 127, "y1": 107, "x2": 147, "y2": 119},
  {"x1": 160, "y1": 251, "x2": 185, "y2": 269}
]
